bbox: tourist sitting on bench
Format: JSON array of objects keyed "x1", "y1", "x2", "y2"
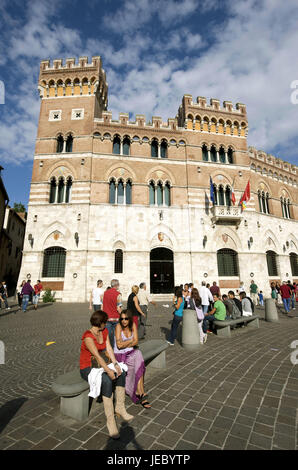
[
  {"x1": 80, "y1": 310, "x2": 133, "y2": 440},
  {"x1": 203, "y1": 293, "x2": 227, "y2": 333},
  {"x1": 114, "y1": 309, "x2": 151, "y2": 409}
]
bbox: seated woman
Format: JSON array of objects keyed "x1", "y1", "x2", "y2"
[
  {"x1": 114, "y1": 309, "x2": 151, "y2": 409},
  {"x1": 80, "y1": 310, "x2": 134, "y2": 439}
]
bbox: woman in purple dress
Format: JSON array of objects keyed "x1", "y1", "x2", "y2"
[{"x1": 114, "y1": 309, "x2": 151, "y2": 408}]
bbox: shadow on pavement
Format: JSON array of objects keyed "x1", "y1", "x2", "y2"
[
  {"x1": 104, "y1": 422, "x2": 143, "y2": 450},
  {"x1": 0, "y1": 397, "x2": 28, "y2": 434}
]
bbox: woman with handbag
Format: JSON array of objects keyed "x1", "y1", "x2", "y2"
[
  {"x1": 80, "y1": 310, "x2": 133, "y2": 439},
  {"x1": 114, "y1": 309, "x2": 151, "y2": 409},
  {"x1": 188, "y1": 288, "x2": 207, "y2": 344}
]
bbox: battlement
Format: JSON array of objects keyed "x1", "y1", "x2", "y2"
[
  {"x1": 38, "y1": 56, "x2": 108, "y2": 109},
  {"x1": 249, "y1": 146, "x2": 298, "y2": 179},
  {"x1": 181, "y1": 94, "x2": 247, "y2": 115},
  {"x1": 96, "y1": 112, "x2": 179, "y2": 131},
  {"x1": 40, "y1": 56, "x2": 102, "y2": 72}
]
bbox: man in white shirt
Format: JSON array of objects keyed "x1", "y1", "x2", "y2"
[
  {"x1": 199, "y1": 281, "x2": 214, "y2": 314},
  {"x1": 89, "y1": 280, "x2": 104, "y2": 312},
  {"x1": 137, "y1": 282, "x2": 156, "y2": 338}
]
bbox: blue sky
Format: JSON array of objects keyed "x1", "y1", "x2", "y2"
[{"x1": 0, "y1": 0, "x2": 298, "y2": 208}]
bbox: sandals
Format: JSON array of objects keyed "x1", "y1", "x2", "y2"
[{"x1": 136, "y1": 394, "x2": 151, "y2": 409}]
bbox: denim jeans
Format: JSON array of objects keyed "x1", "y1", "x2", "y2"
[
  {"x1": 1, "y1": 294, "x2": 8, "y2": 309},
  {"x1": 106, "y1": 321, "x2": 119, "y2": 348},
  {"x1": 93, "y1": 304, "x2": 102, "y2": 312},
  {"x1": 80, "y1": 367, "x2": 126, "y2": 398},
  {"x1": 203, "y1": 314, "x2": 216, "y2": 333},
  {"x1": 169, "y1": 314, "x2": 183, "y2": 344},
  {"x1": 291, "y1": 294, "x2": 295, "y2": 309},
  {"x1": 283, "y1": 298, "x2": 291, "y2": 313},
  {"x1": 22, "y1": 295, "x2": 30, "y2": 312}
]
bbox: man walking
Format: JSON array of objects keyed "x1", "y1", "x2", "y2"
[
  {"x1": 102, "y1": 279, "x2": 122, "y2": 347},
  {"x1": 280, "y1": 281, "x2": 292, "y2": 314},
  {"x1": 199, "y1": 281, "x2": 213, "y2": 314},
  {"x1": 89, "y1": 280, "x2": 104, "y2": 312},
  {"x1": 0, "y1": 281, "x2": 10, "y2": 310},
  {"x1": 250, "y1": 280, "x2": 258, "y2": 305},
  {"x1": 210, "y1": 281, "x2": 220, "y2": 298},
  {"x1": 33, "y1": 280, "x2": 43, "y2": 310},
  {"x1": 21, "y1": 280, "x2": 34, "y2": 312},
  {"x1": 137, "y1": 282, "x2": 156, "y2": 339}
]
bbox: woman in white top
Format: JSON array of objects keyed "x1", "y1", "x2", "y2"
[{"x1": 89, "y1": 280, "x2": 104, "y2": 312}]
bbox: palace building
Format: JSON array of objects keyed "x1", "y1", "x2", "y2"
[{"x1": 18, "y1": 56, "x2": 298, "y2": 302}]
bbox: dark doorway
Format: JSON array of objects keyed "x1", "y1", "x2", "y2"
[{"x1": 150, "y1": 248, "x2": 174, "y2": 294}]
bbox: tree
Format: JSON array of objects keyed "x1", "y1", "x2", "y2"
[{"x1": 13, "y1": 202, "x2": 26, "y2": 212}]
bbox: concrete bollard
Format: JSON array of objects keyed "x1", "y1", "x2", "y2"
[
  {"x1": 182, "y1": 309, "x2": 201, "y2": 351},
  {"x1": 265, "y1": 298, "x2": 279, "y2": 323}
]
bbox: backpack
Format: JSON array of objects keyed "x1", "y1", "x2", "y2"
[
  {"x1": 230, "y1": 299, "x2": 242, "y2": 319},
  {"x1": 247, "y1": 296, "x2": 255, "y2": 313}
]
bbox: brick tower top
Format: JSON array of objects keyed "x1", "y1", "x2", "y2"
[{"x1": 38, "y1": 56, "x2": 108, "y2": 114}]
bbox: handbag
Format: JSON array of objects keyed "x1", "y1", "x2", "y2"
[
  {"x1": 189, "y1": 298, "x2": 204, "y2": 321},
  {"x1": 91, "y1": 351, "x2": 111, "y2": 368}
]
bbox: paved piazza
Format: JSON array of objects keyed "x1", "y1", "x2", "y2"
[{"x1": 0, "y1": 300, "x2": 297, "y2": 450}]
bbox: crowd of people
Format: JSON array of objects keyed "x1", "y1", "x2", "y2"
[{"x1": 0, "y1": 279, "x2": 44, "y2": 313}]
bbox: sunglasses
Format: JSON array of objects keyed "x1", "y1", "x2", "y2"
[{"x1": 120, "y1": 317, "x2": 129, "y2": 321}]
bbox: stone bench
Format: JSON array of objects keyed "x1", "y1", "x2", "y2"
[
  {"x1": 213, "y1": 315, "x2": 259, "y2": 338},
  {"x1": 51, "y1": 339, "x2": 168, "y2": 421}
]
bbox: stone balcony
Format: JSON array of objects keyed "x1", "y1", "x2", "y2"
[{"x1": 210, "y1": 205, "x2": 243, "y2": 227}]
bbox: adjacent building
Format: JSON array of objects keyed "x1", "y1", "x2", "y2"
[{"x1": 18, "y1": 56, "x2": 298, "y2": 302}]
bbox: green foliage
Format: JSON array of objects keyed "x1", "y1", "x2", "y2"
[
  {"x1": 42, "y1": 289, "x2": 56, "y2": 303},
  {"x1": 13, "y1": 202, "x2": 26, "y2": 212}
]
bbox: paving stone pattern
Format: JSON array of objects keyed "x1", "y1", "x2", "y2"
[{"x1": 0, "y1": 300, "x2": 297, "y2": 450}]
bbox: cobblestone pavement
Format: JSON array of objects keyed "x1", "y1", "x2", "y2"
[{"x1": 0, "y1": 299, "x2": 297, "y2": 450}]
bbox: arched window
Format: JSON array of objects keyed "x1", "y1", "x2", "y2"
[
  {"x1": 49, "y1": 177, "x2": 57, "y2": 203},
  {"x1": 149, "y1": 181, "x2": 155, "y2": 205},
  {"x1": 290, "y1": 252, "x2": 298, "y2": 276},
  {"x1": 266, "y1": 251, "x2": 278, "y2": 276},
  {"x1": 218, "y1": 185, "x2": 225, "y2": 206},
  {"x1": 109, "y1": 178, "x2": 116, "y2": 204},
  {"x1": 151, "y1": 139, "x2": 158, "y2": 158},
  {"x1": 117, "y1": 179, "x2": 124, "y2": 204},
  {"x1": 202, "y1": 145, "x2": 208, "y2": 161},
  {"x1": 217, "y1": 249, "x2": 239, "y2": 276},
  {"x1": 281, "y1": 197, "x2": 291, "y2": 218},
  {"x1": 42, "y1": 247, "x2": 66, "y2": 278},
  {"x1": 210, "y1": 146, "x2": 217, "y2": 162},
  {"x1": 126, "y1": 180, "x2": 132, "y2": 204},
  {"x1": 213, "y1": 184, "x2": 218, "y2": 205},
  {"x1": 227, "y1": 148, "x2": 233, "y2": 164},
  {"x1": 164, "y1": 182, "x2": 171, "y2": 206},
  {"x1": 157, "y1": 182, "x2": 163, "y2": 206},
  {"x1": 57, "y1": 177, "x2": 65, "y2": 203},
  {"x1": 114, "y1": 249, "x2": 123, "y2": 273},
  {"x1": 258, "y1": 191, "x2": 262, "y2": 212},
  {"x1": 56, "y1": 135, "x2": 64, "y2": 153},
  {"x1": 113, "y1": 136, "x2": 121, "y2": 154},
  {"x1": 65, "y1": 177, "x2": 72, "y2": 203},
  {"x1": 160, "y1": 140, "x2": 168, "y2": 158},
  {"x1": 65, "y1": 135, "x2": 73, "y2": 153},
  {"x1": 123, "y1": 137, "x2": 130, "y2": 156},
  {"x1": 265, "y1": 193, "x2": 270, "y2": 214},
  {"x1": 219, "y1": 147, "x2": 225, "y2": 163}
]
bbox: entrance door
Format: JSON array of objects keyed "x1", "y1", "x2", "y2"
[{"x1": 150, "y1": 248, "x2": 174, "y2": 294}]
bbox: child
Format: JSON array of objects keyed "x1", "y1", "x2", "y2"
[{"x1": 258, "y1": 291, "x2": 264, "y2": 306}]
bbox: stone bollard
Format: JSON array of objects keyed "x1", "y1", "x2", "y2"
[
  {"x1": 182, "y1": 309, "x2": 201, "y2": 351},
  {"x1": 265, "y1": 298, "x2": 279, "y2": 323}
]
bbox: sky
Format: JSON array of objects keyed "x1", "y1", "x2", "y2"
[{"x1": 0, "y1": 0, "x2": 298, "y2": 208}]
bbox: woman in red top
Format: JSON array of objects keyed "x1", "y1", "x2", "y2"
[{"x1": 80, "y1": 310, "x2": 133, "y2": 439}]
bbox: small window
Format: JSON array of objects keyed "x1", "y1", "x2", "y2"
[
  {"x1": 133, "y1": 136, "x2": 140, "y2": 141},
  {"x1": 160, "y1": 140, "x2": 168, "y2": 158},
  {"x1": 126, "y1": 180, "x2": 132, "y2": 204},
  {"x1": 114, "y1": 249, "x2": 123, "y2": 273},
  {"x1": 42, "y1": 247, "x2": 66, "y2": 278},
  {"x1": 113, "y1": 136, "x2": 121, "y2": 154},
  {"x1": 109, "y1": 179, "x2": 116, "y2": 204},
  {"x1": 217, "y1": 249, "x2": 239, "y2": 276},
  {"x1": 123, "y1": 137, "x2": 130, "y2": 156},
  {"x1": 56, "y1": 135, "x2": 64, "y2": 153},
  {"x1": 266, "y1": 251, "x2": 278, "y2": 276},
  {"x1": 49, "y1": 178, "x2": 57, "y2": 203},
  {"x1": 65, "y1": 135, "x2": 73, "y2": 153},
  {"x1": 151, "y1": 140, "x2": 158, "y2": 158}
]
